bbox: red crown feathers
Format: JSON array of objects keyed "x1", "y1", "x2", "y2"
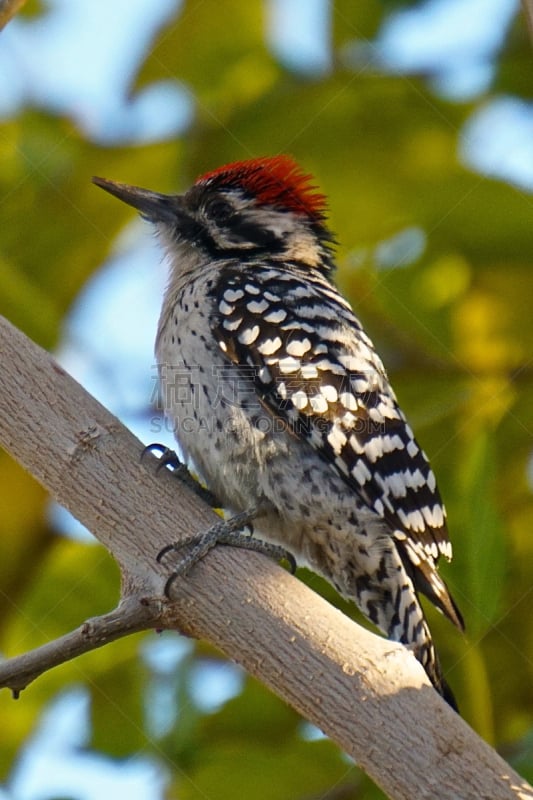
[{"x1": 196, "y1": 156, "x2": 327, "y2": 220}]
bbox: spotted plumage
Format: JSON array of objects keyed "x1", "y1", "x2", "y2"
[
  {"x1": 210, "y1": 263, "x2": 462, "y2": 634},
  {"x1": 93, "y1": 156, "x2": 464, "y2": 707}
]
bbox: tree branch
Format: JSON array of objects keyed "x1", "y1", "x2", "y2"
[
  {"x1": 0, "y1": 0, "x2": 26, "y2": 30},
  {"x1": 0, "y1": 596, "x2": 162, "y2": 697},
  {"x1": 0, "y1": 314, "x2": 531, "y2": 800}
]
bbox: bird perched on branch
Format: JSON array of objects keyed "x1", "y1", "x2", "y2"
[{"x1": 94, "y1": 155, "x2": 464, "y2": 707}]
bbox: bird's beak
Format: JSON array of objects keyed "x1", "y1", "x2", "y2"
[{"x1": 92, "y1": 177, "x2": 180, "y2": 223}]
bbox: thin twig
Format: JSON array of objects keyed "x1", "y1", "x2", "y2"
[{"x1": 0, "y1": 596, "x2": 163, "y2": 697}]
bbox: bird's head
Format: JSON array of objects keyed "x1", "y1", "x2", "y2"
[{"x1": 93, "y1": 156, "x2": 335, "y2": 273}]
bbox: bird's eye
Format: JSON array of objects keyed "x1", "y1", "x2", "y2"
[{"x1": 207, "y1": 198, "x2": 234, "y2": 223}]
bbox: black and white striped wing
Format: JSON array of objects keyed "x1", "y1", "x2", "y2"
[{"x1": 211, "y1": 265, "x2": 460, "y2": 625}]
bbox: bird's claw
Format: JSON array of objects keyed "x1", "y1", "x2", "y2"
[
  {"x1": 157, "y1": 510, "x2": 297, "y2": 596},
  {"x1": 142, "y1": 443, "x2": 220, "y2": 507}
]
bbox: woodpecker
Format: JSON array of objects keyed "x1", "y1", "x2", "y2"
[{"x1": 93, "y1": 156, "x2": 464, "y2": 707}]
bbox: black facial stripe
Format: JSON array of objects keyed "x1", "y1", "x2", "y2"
[
  {"x1": 174, "y1": 214, "x2": 286, "y2": 259},
  {"x1": 229, "y1": 218, "x2": 282, "y2": 249},
  {"x1": 172, "y1": 215, "x2": 208, "y2": 245}
]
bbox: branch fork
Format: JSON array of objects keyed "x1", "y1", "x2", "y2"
[{"x1": 0, "y1": 314, "x2": 531, "y2": 800}]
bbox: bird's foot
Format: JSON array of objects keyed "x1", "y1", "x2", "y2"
[
  {"x1": 156, "y1": 508, "x2": 297, "y2": 595},
  {"x1": 142, "y1": 443, "x2": 220, "y2": 507}
]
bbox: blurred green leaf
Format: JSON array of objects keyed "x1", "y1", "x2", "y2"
[
  {"x1": 177, "y1": 738, "x2": 359, "y2": 800},
  {"x1": 176, "y1": 677, "x2": 365, "y2": 800},
  {"x1": 456, "y1": 430, "x2": 507, "y2": 634}
]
